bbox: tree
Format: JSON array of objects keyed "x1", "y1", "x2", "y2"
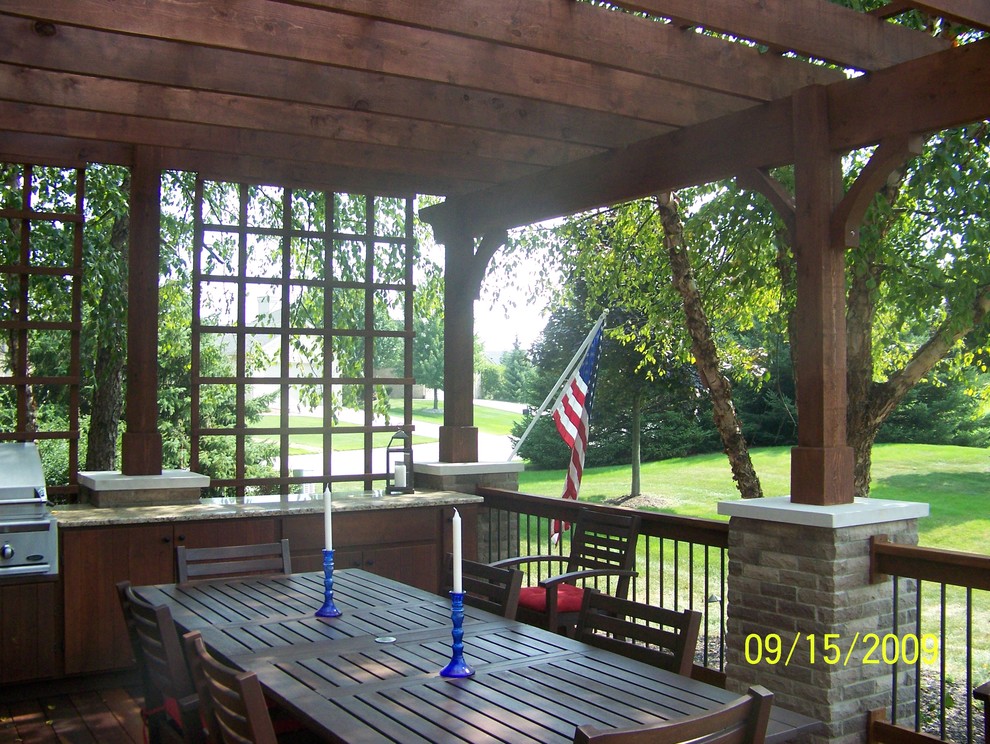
[
  {"x1": 81, "y1": 165, "x2": 131, "y2": 470},
  {"x1": 413, "y1": 261, "x2": 444, "y2": 409},
  {"x1": 504, "y1": 119, "x2": 990, "y2": 500},
  {"x1": 499, "y1": 339, "x2": 534, "y2": 403},
  {"x1": 515, "y1": 291, "x2": 719, "y2": 495}
]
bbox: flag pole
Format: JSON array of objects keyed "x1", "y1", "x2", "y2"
[{"x1": 508, "y1": 311, "x2": 607, "y2": 461}]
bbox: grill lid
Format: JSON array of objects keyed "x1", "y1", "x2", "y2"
[{"x1": 0, "y1": 442, "x2": 48, "y2": 507}]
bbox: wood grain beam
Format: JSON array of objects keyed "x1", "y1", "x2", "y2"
[
  {"x1": 0, "y1": 132, "x2": 131, "y2": 169},
  {"x1": 0, "y1": 64, "x2": 601, "y2": 169},
  {"x1": 424, "y1": 37, "x2": 990, "y2": 241},
  {"x1": 872, "y1": 1, "x2": 990, "y2": 32},
  {"x1": 0, "y1": 102, "x2": 540, "y2": 187},
  {"x1": 7, "y1": 0, "x2": 753, "y2": 127},
  {"x1": 0, "y1": 14, "x2": 665, "y2": 150},
  {"x1": 828, "y1": 36, "x2": 990, "y2": 152},
  {"x1": 0, "y1": 131, "x2": 475, "y2": 195},
  {"x1": 273, "y1": 0, "x2": 843, "y2": 99},
  {"x1": 607, "y1": 0, "x2": 947, "y2": 70},
  {"x1": 423, "y1": 98, "x2": 795, "y2": 243}
]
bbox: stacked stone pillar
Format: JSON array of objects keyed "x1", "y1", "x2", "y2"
[{"x1": 720, "y1": 498, "x2": 928, "y2": 744}]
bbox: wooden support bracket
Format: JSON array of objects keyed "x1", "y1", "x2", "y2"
[{"x1": 831, "y1": 134, "x2": 924, "y2": 248}]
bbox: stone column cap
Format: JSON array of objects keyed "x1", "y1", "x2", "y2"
[
  {"x1": 78, "y1": 469, "x2": 210, "y2": 491},
  {"x1": 717, "y1": 495, "x2": 928, "y2": 528},
  {"x1": 414, "y1": 461, "x2": 525, "y2": 476}
]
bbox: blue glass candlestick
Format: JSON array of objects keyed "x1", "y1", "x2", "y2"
[
  {"x1": 440, "y1": 591, "x2": 474, "y2": 677},
  {"x1": 315, "y1": 548, "x2": 342, "y2": 618}
]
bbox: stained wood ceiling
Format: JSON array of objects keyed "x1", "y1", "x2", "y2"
[{"x1": 0, "y1": 0, "x2": 986, "y2": 235}]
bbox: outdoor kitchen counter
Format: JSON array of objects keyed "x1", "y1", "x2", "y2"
[
  {"x1": 36, "y1": 490, "x2": 484, "y2": 681},
  {"x1": 52, "y1": 489, "x2": 482, "y2": 527}
]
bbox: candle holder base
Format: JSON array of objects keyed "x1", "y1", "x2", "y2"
[
  {"x1": 315, "y1": 548, "x2": 342, "y2": 618},
  {"x1": 439, "y1": 591, "x2": 474, "y2": 678}
]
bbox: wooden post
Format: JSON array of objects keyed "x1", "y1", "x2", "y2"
[
  {"x1": 121, "y1": 146, "x2": 163, "y2": 475},
  {"x1": 790, "y1": 86, "x2": 854, "y2": 506},
  {"x1": 440, "y1": 230, "x2": 479, "y2": 462}
]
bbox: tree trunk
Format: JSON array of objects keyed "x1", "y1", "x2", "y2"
[
  {"x1": 630, "y1": 392, "x2": 642, "y2": 499},
  {"x1": 851, "y1": 284, "x2": 990, "y2": 496},
  {"x1": 1, "y1": 168, "x2": 38, "y2": 433},
  {"x1": 656, "y1": 192, "x2": 763, "y2": 499},
  {"x1": 85, "y1": 194, "x2": 129, "y2": 471}
]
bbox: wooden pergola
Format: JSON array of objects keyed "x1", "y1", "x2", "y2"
[{"x1": 2, "y1": 0, "x2": 989, "y2": 506}]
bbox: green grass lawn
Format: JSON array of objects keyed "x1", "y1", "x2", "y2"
[
  {"x1": 518, "y1": 443, "x2": 990, "y2": 685},
  {"x1": 388, "y1": 400, "x2": 522, "y2": 437},
  {"x1": 518, "y1": 443, "x2": 989, "y2": 553},
  {"x1": 252, "y1": 413, "x2": 437, "y2": 452},
  {"x1": 252, "y1": 402, "x2": 522, "y2": 453}
]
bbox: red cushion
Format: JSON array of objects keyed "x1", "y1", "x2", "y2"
[{"x1": 518, "y1": 584, "x2": 586, "y2": 613}]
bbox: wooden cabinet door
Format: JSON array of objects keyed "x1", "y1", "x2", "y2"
[
  {"x1": 177, "y1": 518, "x2": 279, "y2": 555},
  {"x1": 0, "y1": 578, "x2": 61, "y2": 682},
  {"x1": 363, "y1": 543, "x2": 439, "y2": 593},
  {"x1": 62, "y1": 523, "x2": 173, "y2": 674}
]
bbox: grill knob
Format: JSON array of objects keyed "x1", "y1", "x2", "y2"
[{"x1": 0, "y1": 544, "x2": 13, "y2": 560}]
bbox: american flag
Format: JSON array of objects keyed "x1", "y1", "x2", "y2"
[{"x1": 550, "y1": 322, "x2": 604, "y2": 541}]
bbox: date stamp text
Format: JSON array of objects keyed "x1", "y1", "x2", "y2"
[{"x1": 744, "y1": 633, "x2": 939, "y2": 666}]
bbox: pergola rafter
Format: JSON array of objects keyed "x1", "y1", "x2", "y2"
[{"x1": 0, "y1": 0, "x2": 987, "y2": 508}]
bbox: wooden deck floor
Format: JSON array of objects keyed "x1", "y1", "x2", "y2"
[{"x1": 0, "y1": 675, "x2": 145, "y2": 744}]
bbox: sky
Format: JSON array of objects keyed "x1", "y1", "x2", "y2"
[{"x1": 475, "y1": 293, "x2": 548, "y2": 358}]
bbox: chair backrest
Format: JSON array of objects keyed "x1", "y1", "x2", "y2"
[
  {"x1": 866, "y1": 709, "x2": 950, "y2": 744},
  {"x1": 445, "y1": 554, "x2": 523, "y2": 618},
  {"x1": 119, "y1": 581, "x2": 197, "y2": 703},
  {"x1": 115, "y1": 580, "x2": 160, "y2": 710},
  {"x1": 119, "y1": 581, "x2": 205, "y2": 744},
  {"x1": 176, "y1": 539, "x2": 292, "y2": 583},
  {"x1": 575, "y1": 589, "x2": 702, "y2": 676},
  {"x1": 574, "y1": 685, "x2": 774, "y2": 744},
  {"x1": 566, "y1": 509, "x2": 640, "y2": 598},
  {"x1": 184, "y1": 630, "x2": 279, "y2": 744}
]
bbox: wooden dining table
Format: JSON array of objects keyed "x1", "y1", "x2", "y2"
[{"x1": 136, "y1": 569, "x2": 820, "y2": 744}]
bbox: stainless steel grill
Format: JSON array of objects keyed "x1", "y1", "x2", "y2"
[{"x1": 0, "y1": 442, "x2": 58, "y2": 577}]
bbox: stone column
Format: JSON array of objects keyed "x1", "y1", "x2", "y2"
[{"x1": 720, "y1": 497, "x2": 928, "y2": 744}]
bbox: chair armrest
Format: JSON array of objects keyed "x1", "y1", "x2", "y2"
[
  {"x1": 539, "y1": 568, "x2": 638, "y2": 588},
  {"x1": 975, "y1": 680, "x2": 990, "y2": 703},
  {"x1": 490, "y1": 555, "x2": 564, "y2": 570},
  {"x1": 176, "y1": 693, "x2": 200, "y2": 714}
]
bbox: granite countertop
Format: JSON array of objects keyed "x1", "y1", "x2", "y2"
[{"x1": 54, "y1": 490, "x2": 483, "y2": 527}]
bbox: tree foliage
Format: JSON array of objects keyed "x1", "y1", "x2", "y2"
[{"x1": 501, "y1": 116, "x2": 990, "y2": 498}]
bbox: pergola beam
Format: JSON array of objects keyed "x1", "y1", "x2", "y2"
[
  {"x1": 6, "y1": 0, "x2": 755, "y2": 128},
  {"x1": 871, "y1": 1, "x2": 990, "y2": 32},
  {"x1": 608, "y1": 0, "x2": 947, "y2": 70},
  {"x1": 0, "y1": 102, "x2": 541, "y2": 187},
  {"x1": 422, "y1": 36, "x2": 990, "y2": 241},
  {"x1": 0, "y1": 14, "x2": 663, "y2": 152},
  {"x1": 274, "y1": 0, "x2": 844, "y2": 100},
  {"x1": 0, "y1": 64, "x2": 600, "y2": 171}
]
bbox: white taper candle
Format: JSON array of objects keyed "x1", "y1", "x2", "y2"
[
  {"x1": 452, "y1": 508, "x2": 462, "y2": 593},
  {"x1": 324, "y1": 487, "x2": 333, "y2": 550}
]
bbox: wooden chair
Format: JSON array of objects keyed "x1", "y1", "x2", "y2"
[
  {"x1": 866, "y1": 709, "x2": 949, "y2": 744},
  {"x1": 492, "y1": 509, "x2": 640, "y2": 633},
  {"x1": 116, "y1": 581, "x2": 205, "y2": 744},
  {"x1": 176, "y1": 539, "x2": 292, "y2": 583},
  {"x1": 184, "y1": 630, "x2": 279, "y2": 744},
  {"x1": 444, "y1": 554, "x2": 523, "y2": 618},
  {"x1": 575, "y1": 589, "x2": 702, "y2": 677},
  {"x1": 975, "y1": 681, "x2": 989, "y2": 744},
  {"x1": 574, "y1": 685, "x2": 773, "y2": 744}
]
